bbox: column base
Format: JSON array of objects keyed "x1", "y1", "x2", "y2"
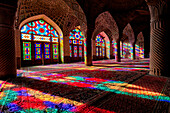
[
  {"x1": 149, "y1": 68, "x2": 168, "y2": 77},
  {"x1": 17, "y1": 57, "x2": 21, "y2": 69},
  {"x1": 0, "y1": 74, "x2": 16, "y2": 80},
  {"x1": 115, "y1": 59, "x2": 121, "y2": 62},
  {"x1": 86, "y1": 64, "x2": 93, "y2": 66},
  {"x1": 86, "y1": 61, "x2": 93, "y2": 66}
]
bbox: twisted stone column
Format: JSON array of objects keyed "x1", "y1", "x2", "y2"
[
  {"x1": 0, "y1": 2, "x2": 17, "y2": 79},
  {"x1": 147, "y1": 0, "x2": 169, "y2": 76}
]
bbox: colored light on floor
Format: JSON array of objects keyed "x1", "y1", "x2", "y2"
[{"x1": 21, "y1": 72, "x2": 170, "y2": 103}]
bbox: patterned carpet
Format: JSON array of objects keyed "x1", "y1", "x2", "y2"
[{"x1": 0, "y1": 59, "x2": 169, "y2": 113}]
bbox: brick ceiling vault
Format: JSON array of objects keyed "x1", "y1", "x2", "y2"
[
  {"x1": 123, "y1": 23, "x2": 135, "y2": 44},
  {"x1": 76, "y1": 0, "x2": 150, "y2": 41},
  {"x1": 15, "y1": 0, "x2": 151, "y2": 41},
  {"x1": 15, "y1": 0, "x2": 87, "y2": 36},
  {"x1": 92, "y1": 11, "x2": 119, "y2": 41}
]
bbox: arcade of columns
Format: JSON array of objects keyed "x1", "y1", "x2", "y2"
[{"x1": 0, "y1": 0, "x2": 169, "y2": 79}]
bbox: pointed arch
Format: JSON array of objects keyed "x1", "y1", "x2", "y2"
[
  {"x1": 100, "y1": 32, "x2": 110, "y2": 59},
  {"x1": 122, "y1": 23, "x2": 135, "y2": 59},
  {"x1": 19, "y1": 14, "x2": 64, "y2": 63},
  {"x1": 123, "y1": 23, "x2": 135, "y2": 44},
  {"x1": 94, "y1": 11, "x2": 119, "y2": 41}
]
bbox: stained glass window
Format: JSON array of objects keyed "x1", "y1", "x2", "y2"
[
  {"x1": 73, "y1": 40, "x2": 77, "y2": 44},
  {"x1": 120, "y1": 41, "x2": 123, "y2": 58},
  {"x1": 21, "y1": 34, "x2": 31, "y2": 40},
  {"x1": 32, "y1": 20, "x2": 50, "y2": 36},
  {"x1": 79, "y1": 46, "x2": 82, "y2": 57},
  {"x1": 70, "y1": 45, "x2": 72, "y2": 57},
  {"x1": 114, "y1": 42, "x2": 118, "y2": 60},
  {"x1": 21, "y1": 20, "x2": 59, "y2": 37},
  {"x1": 69, "y1": 28, "x2": 84, "y2": 58},
  {"x1": 69, "y1": 40, "x2": 72, "y2": 44},
  {"x1": 96, "y1": 34, "x2": 105, "y2": 57},
  {"x1": 21, "y1": 19, "x2": 59, "y2": 61},
  {"x1": 128, "y1": 43, "x2": 133, "y2": 59},
  {"x1": 123, "y1": 43, "x2": 127, "y2": 58},
  {"x1": 135, "y1": 44, "x2": 140, "y2": 58},
  {"x1": 21, "y1": 22, "x2": 32, "y2": 34},
  {"x1": 103, "y1": 48, "x2": 105, "y2": 56},
  {"x1": 140, "y1": 43, "x2": 144, "y2": 58},
  {"x1": 96, "y1": 47, "x2": 98, "y2": 56},
  {"x1": 135, "y1": 42, "x2": 144, "y2": 59},
  {"x1": 35, "y1": 43, "x2": 42, "y2": 60},
  {"x1": 44, "y1": 43, "x2": 50, "y2": 59},
  {"x1": 112, "y1": 40, "x2": 115, "y2": 56},
  {"x1": 23, "y1": 42, "x2": 31, "y2": 60},
  {"x1": 100, "y1": 48, "x2": 102, "y2": 56},
  {"x1": 50, "y1": 26, "x2": 58, "y2": 37},
  {"x1": 136, "y1": 33, "x2": 144, "y2": 59},
  {"x1": 74, "y1": 46, "x2": 78, "y2": 57},
  {"x1": 33, "y1": 35, "x2": 50, "y2": 42},
  {"x1": 52, "y1": 37, "x2": 58, "y2": 42},
  {"x1": 79, "y1": 41, "x2": 83, "y2": 45},
  {"x1": 53, "y1": 44, "x2": 58, "y2": 59}
]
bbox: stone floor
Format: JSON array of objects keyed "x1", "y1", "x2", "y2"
[{"x1": 0, "y1": 59, "x2": 169, "y2": 113}]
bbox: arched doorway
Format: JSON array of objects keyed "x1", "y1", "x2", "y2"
[
  {"x1": 20, "y1": 19, "x2": 60, "y2": 66},
  {"x1": 69, "y1": 28, "x2": 85, "y2": 62}
]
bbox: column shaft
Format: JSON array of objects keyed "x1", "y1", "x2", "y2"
[
  {"x1": 133, "y1": 43, "x2": 136, "y2": 60},
  {"x1": 149, "y1": 19, "x2": 169, "y2": 76},
  {"x1": 0, "y1": 4, "x2": 17, "y2": 79},
  {"x1": 148, "y1": 1, "x2": 169, "y2": 76},
  {"x1": 85, "y1": 26, "x2": 94, "y2": 66},
  {"x1": 115, "y1": 39, "x2": 121, "y2": 62}
]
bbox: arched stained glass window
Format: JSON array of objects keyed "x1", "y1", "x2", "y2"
[
  {"x1": 123, "y1": 43, "x2": 128, "y2": 58},
  {"x1": 69, "y1": 28, "x2": 84, "y2": 62},
  {"x1": 23, "y1": 42, "x2": 31, "y2": 60},
  {"x1": 135, "y1": 32, "x2": 144, "y2": 59},
  {"x1": 21, "y1": 19, "x2": 60, "y2": 66},
  {"x1": 112, "y1": 40, "x2": 116, "y2": 56},
  {"x1": 95, "y1": 34, "x2": 105, "y2": 59}
]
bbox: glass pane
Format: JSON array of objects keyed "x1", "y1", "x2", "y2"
[
  {"x1": 23, "y1": 42, "x2": 31, "y2": 60},
  {"x1": 74, "y1": 46, "x2": 77, "y2": 57},
  {"x1": 21, "y1": 22, "x2": 32, "y2": 34},
  {"x1": 33, "y1": 35, "x2": 50, "y2": 42},
  {"x1": 32, "y1": 20, "x2": 51, "y2": 36},
  {"x1": 35, "y1": 43, "x2": 42, "y2": 60},
  {"x1": 51, "y1": 26, "x2": 58, "y2": 37},
  {"x1": 21, "y1": 34, "x2": 31, "y2": 40},
  {"x1": 79, "y1": 46, "x2": 82, "y2": 57},
  {"x1": 70, "y1": 45, "x2": 72, "y2": 57},
  {"x1": 53, "y1": 44, "x2": 58, "y2": 59},
  {"x1": 44, "y1": 43, "x2": 50, "y2": 59}
]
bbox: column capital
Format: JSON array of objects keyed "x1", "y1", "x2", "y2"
[
  {"x1": 145, "y1": 0, "x2": 167, "y2": 6},
  {"x1": 0, "y1": 2, "x2": 17, "y2": 28},
  {"x1": 146, "y1": 0, "x2": 168, "y2": 22}
]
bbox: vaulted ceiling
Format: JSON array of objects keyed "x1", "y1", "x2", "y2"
[
  {"x1": 2, "y1": 0, "x2": 151, "y2": 42},
  {"x1": 76, "y1": 0, "x2": 150, "y2": 31}
]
